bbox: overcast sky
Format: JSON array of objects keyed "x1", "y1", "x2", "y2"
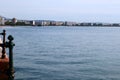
[{"x1": 0, "y1": 0, "x2": 120, "y2": 22}]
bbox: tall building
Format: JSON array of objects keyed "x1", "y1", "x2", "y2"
[
  {"x1": 0, "y1": 16, "x2": 5, "y2": 26},
  {"x1": 30, "y1": 20, "x2": 35, "y2": 26}
]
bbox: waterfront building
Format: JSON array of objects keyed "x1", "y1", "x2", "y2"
[
  {"x1": 16, "y1": 20, "x2": 35, "y2": 26},
  {"x1": 35, "y1": 20, "x2": 51, "y2": 26},
  {"x1": 41, "y1": 21, "x2": 46, "y2": 26},
  {"x1": 65, "y1": 21, "x2": 76, "y2": 26},
  {"x1": 92, "y1": 23, "x2": 103, "y2": 26},
  {"x1": 0, "y1": 16, "x2": 5, "y2": 26},
  {"x1": 55, "y1": 21, "x2": 64, "y2": 26},
  {"x1": 50, "y1": 21, "x2": 56, "y2": 26},
  {"x1": 112, "y1": 23, "x2": 120, "y2": 26},
  {"x1": 42, "y1": 21, "x2": 51, "y2": 26},
  {"x1": 24, "y1": 21, "x2": 31, "y2": 25},
  {"x1": 31, "y1": 20, "x2": 35, "y2": 26},
  {"x1": 102, "y1": 23, "x2": 112, "y2": 26},
  {"x1": 80, "y1": 23, "x2": 92, "y2": 26},
  {"x1": 76, "y1": 23, "x2": 83, "y2": 26},
  {"x1": 35, "y1": 20, "x2": 42, "y2": 26}
]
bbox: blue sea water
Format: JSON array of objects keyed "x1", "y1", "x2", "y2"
[{"x1": 1, "y1": 26, "x2": 120, "y2": 80}]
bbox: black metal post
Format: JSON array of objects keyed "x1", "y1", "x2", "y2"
[
  {"x1": 7, "y1": 35, "x2": 15, "y2": 80},
  {"x1": 2, "y1": 30, "x2": 6, "y2": 58}
]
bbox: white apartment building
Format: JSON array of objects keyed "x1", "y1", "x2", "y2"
[{"x1": 0, "y1": 16, "x2": 5, "y2": 25}]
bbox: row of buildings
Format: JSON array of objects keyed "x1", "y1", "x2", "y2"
[
  {"x1": 1, "y1": 16, "x2": 120, "y2": 26},
  {"x1": 35, "y1": 20, "x2": 77, "y2": 26},
  {"x1": 0, "y1": 16, "x2": 77, "y2": 26},
  {"x1": 0, "y1": 17, "x2": 36, "y2": 26},
  {"x1": 75, "y1": 22, "x2": 120, "y2": 26}
]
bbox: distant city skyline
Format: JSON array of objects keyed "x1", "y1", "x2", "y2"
[{"x1": 1, "y1": 0, "x2": 120, "y2": 23}]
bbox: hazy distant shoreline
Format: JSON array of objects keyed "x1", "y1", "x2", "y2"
[{"x1": 1, "y1": 16, "x2": 120, "y2": 27}]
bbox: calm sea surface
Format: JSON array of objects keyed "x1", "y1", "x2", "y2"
[{"x1": 1, "y1": 26, "x2": 120, "y2": 80}]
